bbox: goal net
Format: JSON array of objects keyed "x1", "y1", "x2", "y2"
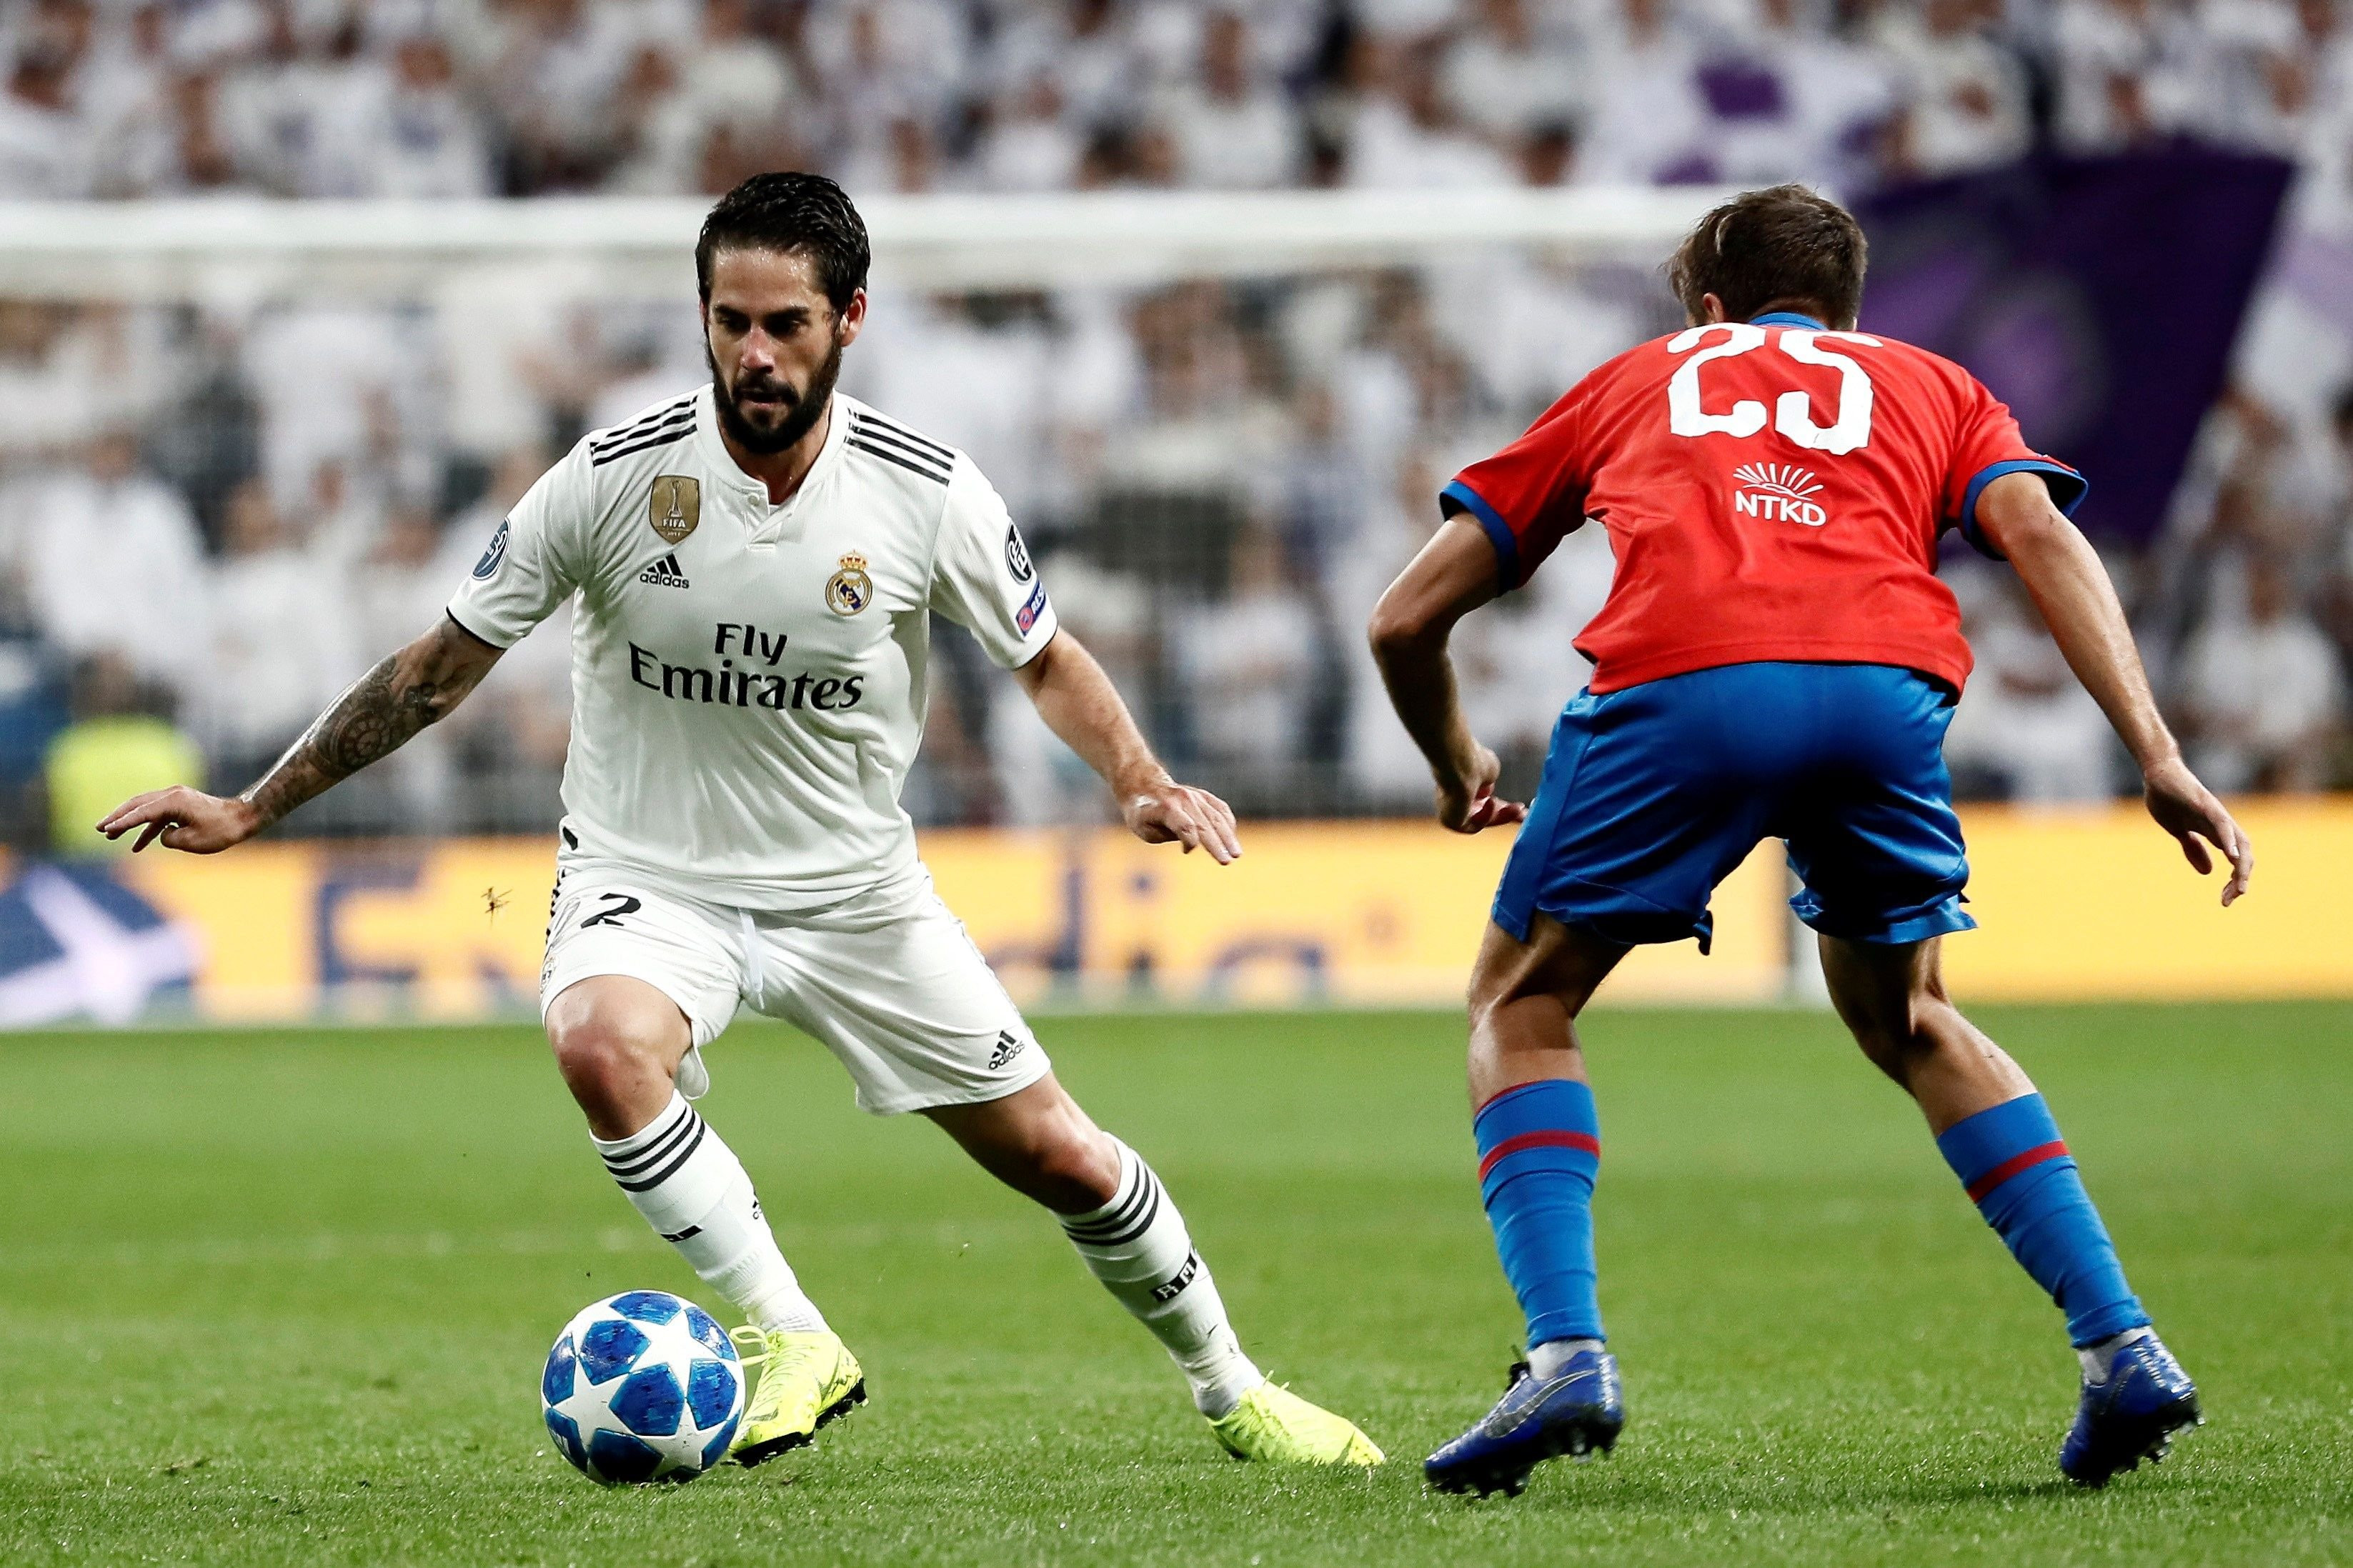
[{"x1": 0, "y1": 186, "x2": 1728, "y2": 839}]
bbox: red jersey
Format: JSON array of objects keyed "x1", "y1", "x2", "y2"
[{"x1": 1442, "y1": 312, "x2": 2084, "y2": 695}]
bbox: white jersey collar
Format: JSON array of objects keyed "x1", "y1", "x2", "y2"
[{"x1": 694, "y1": 383, "x2": 850, "y2": 519}]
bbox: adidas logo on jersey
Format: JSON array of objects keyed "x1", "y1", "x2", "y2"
[
  {"x1": 639, "y1": 553, "x2": 691, "y2": 588},
  {"x1": 988, "y1": 1031, "x2": 1026, "y2": 1070}
]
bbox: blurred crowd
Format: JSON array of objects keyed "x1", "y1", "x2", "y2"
[
  {"x1": 1, "y1": 0, "x2": 2351, "y2": 850},
  {"x1": 6, "y1": 0, "x2": 2352, "y2": 198}
]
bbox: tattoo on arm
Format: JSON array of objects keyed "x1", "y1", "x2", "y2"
[{"x1": 242, "y1": 617, "x2": 498, "y2": 829}]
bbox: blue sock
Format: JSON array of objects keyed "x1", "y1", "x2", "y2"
[
  {"x1": 1935, "y1": 1094, "x2": 2149, "y2": 1347},
  {"x1": 1474, "y1": 1079, "x2": 1603, "y2": 1347}
]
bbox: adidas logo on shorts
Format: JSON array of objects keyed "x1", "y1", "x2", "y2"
[
  {"x1": 988, "y1": 1030, "x2": 1025, "y2": 1070},
  {"x1": 639, "y1": 552, "x2": 690, "y2": 588}
]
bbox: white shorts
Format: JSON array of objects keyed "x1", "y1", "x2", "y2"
[{"x1": 539, "y1": 866, "x2": 1050, "y2": 1116}]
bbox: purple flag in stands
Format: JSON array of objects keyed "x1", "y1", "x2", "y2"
[{"x1": 1858, "y1": 146, "x2": 2293, "y2": 544}]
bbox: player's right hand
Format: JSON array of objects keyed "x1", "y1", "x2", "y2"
[
  {"x1": 1436, "y1": 743, "x2": 1527, "y2": 835},
  {"x1": 96, "y1": 787, "x2": 263, "y2": 855},
  {"x1": 2141, "y1": 757, "x2": 2253, "y2": 907}
]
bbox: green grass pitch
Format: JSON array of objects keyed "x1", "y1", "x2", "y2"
[{"x1": 0, "y1": 1002, "x2": 2347, "y2": 1567}]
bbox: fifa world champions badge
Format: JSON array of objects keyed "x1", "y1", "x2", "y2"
[
  {"x1": 826, "y1": 552, "x2": 874, "y2": 616},
  {"x1": 650, "y1": 476, "x2": 700, "y2": 544}
]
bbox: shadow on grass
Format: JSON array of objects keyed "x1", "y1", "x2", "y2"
[{"x1": 1483, "y1": 1469, "x2": 2089, "y2": 1514}]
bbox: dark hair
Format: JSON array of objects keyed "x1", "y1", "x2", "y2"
[
  {"x1": 1667, "y1": 184, "x2": 1868, "y2": 331},
  {"x1": 695, "y1": 171, "x2": 871, "y2": 313}
]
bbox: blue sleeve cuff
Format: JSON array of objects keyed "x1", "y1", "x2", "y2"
[
  {"x1": 1440, "y1": 479, "x2": 1522, "y2": 591},
  {"x1": 1958, "y1": 460, "x2": 2089, "y2": 561}
]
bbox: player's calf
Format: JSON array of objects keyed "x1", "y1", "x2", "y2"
[
  {"x1": 549, "y1": 978, "x2": 830, "y2": 1339},
  {"x1": 930, "y1": 1077, "x2": 1381, "y2": 1462},
  {"x1": 1427, "y1": 1074, "x2": 1619, "y2": 1497},
  {"x1": 1823, "y1": 938, "x2": 2192, "y2": 1484},
  {"x1": 1052, "y1": 1134, "x2": 1382, "y2": 1462},
  {"x1": 1051, "y1": 1134, "x2": 1265, "y2": 1417},
  {"x1": 588, "y1": 1089, "x2": 829, "y2": 1334},
  {"x1": 930, "y1": 1083, "x2": 1263, "y2": 1415}
]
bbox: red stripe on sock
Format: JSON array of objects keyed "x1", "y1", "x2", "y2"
[
  {"x1": 1965, "y1": 1139, "x2": 2069, "y2": 1203},
  {"x1": 1478, "y1": 1129, "x2": 1601, "y2": 1183}
]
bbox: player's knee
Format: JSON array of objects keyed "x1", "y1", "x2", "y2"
[
  {"x1": 1464, "y1": 957, "x2": 1529, "y2": 1037},
  {"x1": 546, "y1": 1000, "x2": 672, "y2": 1119},
  {"x1": 1021, "y1": 1124, "x2": 1122, "y2": 1212},
  {"x1": 1464, "y1": 986, "x2": 1513, "y2": 1065}
]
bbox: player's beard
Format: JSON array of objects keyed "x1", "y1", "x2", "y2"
[{"x1": 710, "y1": 333, "x2": 844, "y2": 456}]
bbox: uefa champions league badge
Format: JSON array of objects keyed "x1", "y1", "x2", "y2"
[
  {"x1": 472, "y1": 517, "x2": 509, "y2": 579},
  {"x1": 825, "y1": 553, "x2": 873, "y2": 615}
]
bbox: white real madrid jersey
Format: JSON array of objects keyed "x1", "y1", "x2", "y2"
[{"x1": 446, "y1": 386, "x2": 1058, "y2": 910}]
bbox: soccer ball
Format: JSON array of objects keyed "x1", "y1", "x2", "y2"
[{"x1": 541, "y1": 1290, "x2": 744, "y2": 1485}]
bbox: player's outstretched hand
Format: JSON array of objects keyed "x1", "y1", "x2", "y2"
[
  {"x1": 2142, "y1": 757, "x2": 2253, "y2": 907},
  {"x1": 96, "y1": 787, "x2": 262, "y2": 855},
  {"x1": 1124, "y1": 781, "x2": 1241, "y2": 864},
  {"x1": 1436, "y1": 743, "x2": 1527, "y2": 834}
]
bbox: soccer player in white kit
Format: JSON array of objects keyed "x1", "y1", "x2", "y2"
[{"x1": 99, "y1": 173, "x2": 1382, "y2": 1470}]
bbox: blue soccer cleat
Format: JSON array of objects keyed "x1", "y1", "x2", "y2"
[
  {"x1": 2059, "y1": 1334, "x2": 2201, "y2": 1487},
  {"x1": 1424, "y1": 1347, "x2": 1624, "y2": 1497}
]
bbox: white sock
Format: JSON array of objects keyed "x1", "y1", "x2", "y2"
[
  {"x1": 1527, "y1": 1337, "x2": 1606, "y2": 1382},
  {"x1": 592, "y1": 1092, "x2": 826, "y2": 1334},
  {"x1": 1060, "y1": 1137, "x2": 1263, "y2": 1418},
  {"x1": 2078, "y1": 1326, "x2": 2153, "y2": 1384}
]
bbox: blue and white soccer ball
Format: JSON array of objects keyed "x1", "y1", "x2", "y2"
[{"x1": 541, "y1": 1290, "x2": 744, "y2": 1485}]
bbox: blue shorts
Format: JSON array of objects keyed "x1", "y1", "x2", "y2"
[{"x1": 1493, "y1": 662, "x2": 1976, "y2": 951}]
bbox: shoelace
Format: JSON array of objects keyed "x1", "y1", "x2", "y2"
[
  {"x1": 730, "y1": 1326, "x2": 832, "y2": 1407},
  {"x1": 1234, "y1": 1384, "x2": 1308, "y2": 1442}
]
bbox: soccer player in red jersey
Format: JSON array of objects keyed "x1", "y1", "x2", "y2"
[{"x1": 1371, "y1": 186, "x2": 2254, "y2": 1497}]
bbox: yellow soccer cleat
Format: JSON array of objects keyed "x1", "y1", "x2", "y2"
[
  {"x1": 1207, "y1": 1381, "x2": 1386, "y2": 1467},
  {"x1": 726, "y1": 1326, "x2": 867, "y2": 1467}
]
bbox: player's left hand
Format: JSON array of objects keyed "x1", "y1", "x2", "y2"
[
  {"x1": 2142, "y1": 756, "x2": 2253, "y2": 907},
  {"x1": 1124, "y1": 782, "x2": 1241, "y2": 864}
]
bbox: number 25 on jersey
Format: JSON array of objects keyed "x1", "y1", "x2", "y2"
[{"x1": 1665, "y1": 324, "x2": 1881, "y2": 456}]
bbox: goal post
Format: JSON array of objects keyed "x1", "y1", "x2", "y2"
[{"x1": 0, "y1": 185, "x2": 1738, "y2": 299}]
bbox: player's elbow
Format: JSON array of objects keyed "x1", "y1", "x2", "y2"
[
  {"x1": 1366, "y1": 591, "x2": 1438, "y2": 665},
  {"x1": 1987, "y1": 507, "x2": 2073, "y2": 564},
  {"x1": 1974, "y1": 472, "x2": 2077, "y2": 564}
]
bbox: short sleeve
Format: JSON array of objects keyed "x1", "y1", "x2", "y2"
[
  {"x1": 445, "y1": 443, "x2": 588, "y2": 649},
  {"x1": 1440, "y1": 389, "x2": 1592, "y2": 591},
  {"x1": 1943, "y1": 379, "x2": 2088, "y2": 561},
  {"x1": 929, "y1": 458, "x2": 1058, "y2": 668}
]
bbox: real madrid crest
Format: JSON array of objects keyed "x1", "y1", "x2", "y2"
[
  {"x1": 825, "y1": 552, "x2": 874, "y2": 616},
  {"x1": 649, "y1": 476, "x2": 700, "y2": 544}
]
